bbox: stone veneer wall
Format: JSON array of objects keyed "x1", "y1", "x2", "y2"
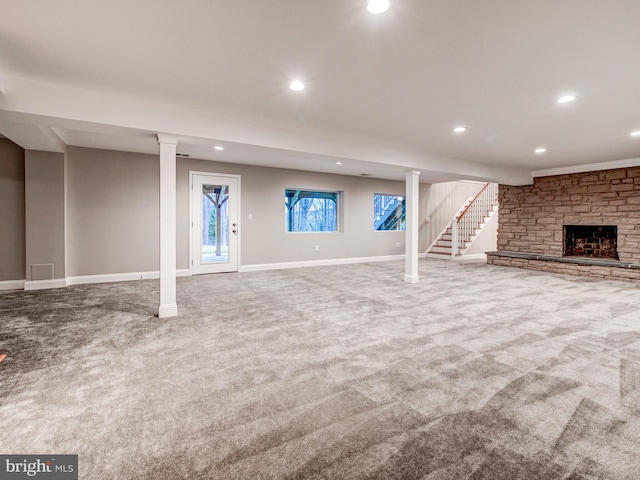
[{"x1": 487, "y1": 166, "x2": 640, "y2": 281}]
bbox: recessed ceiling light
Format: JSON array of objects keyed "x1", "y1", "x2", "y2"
[
  {"x1": 535, "y1": 147, "x2": 547, "y2": 154},
  {"x1": 214, "y1": 145, "x2": 224, "y2": 151},
  {"x1": 289, "y1": 80, "x2": 305, "y2": 91},
  {"x1": 336, "y1": 162, "x2": 342, "y2": 165},
  {"x1": 557, "y1": 95, "x2": 576, "y2": 104},
  {"x1": 367, "y1": 0, "x2": 390, "y2": 14},
  {"x1": 453, "y1": 126, "x2": 467, "y2": 133},
  {"x1": 631, "y1": 131, "x2": 640, "y2": 137}
]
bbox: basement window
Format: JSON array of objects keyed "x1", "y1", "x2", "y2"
[
  {"x1": 374, "y1": 194, "x2": 406, "y2": 231},
  {"x1": 285, "y1": 189, "x2": 338, "y2": 232}
]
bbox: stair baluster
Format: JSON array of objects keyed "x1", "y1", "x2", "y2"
[{"x1": 435, "y1": 183, "x2": 498, "y2": 258}]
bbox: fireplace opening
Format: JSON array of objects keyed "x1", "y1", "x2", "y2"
[{"x1": 564, "y1": 225, "x2": 618, "y2": 259}]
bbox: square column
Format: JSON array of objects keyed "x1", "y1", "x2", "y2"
[
  {"x1": 404, "y1": 170, "x2": 420, "y2": 283},
  {"x1": 157, "y1": 134, "x2": 178, "y2": 318}
]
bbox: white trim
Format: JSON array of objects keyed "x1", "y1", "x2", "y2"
[
  {"x1": 532, "y1": 157, "x2": 640, "y2": 178},
  {"x1": 158, "y1": 138, "x2": 178, "y2": 318},
  {"x1": 425, "y1": 253, "x2": 487, "y2": 262},
  {"x1": 458, "y1": 206, "x2": 498, "y2": 256},
  {"x1": 63, "y1": 146, "x2": 68, "y2": 282},
  {"x1": 404, "y1": 170, "x2": 420, "y2": 283},
  {"x1": 0, "y1": 280, "x2": 25, "y2": 291},
  {"x1": 425, "y1": 220, "x2": 453, "y2": 254},
  {"x1": 3, "y1": 270, "x2": 193, "y2": 291},
  {"x1": 66, "y1": 269, "x2": 191, "y2": 286},
  {"x1": 24, "y1": 278, "x2": 68, "y2": 291},
  {"x1": 424, "y1": 192, "x2": 475, "y2": 254},
  {"x1": 404, "y1": 274, "x2": 419, "y2": 283},
  {"x1": 158, "y1": 303, "x2": 178, "y2": 318},
  {"x1": 453, "y1": 253, "x2": 487, "y2": 262},
  {"x1": 239, "y1": 254, "x2": 419, "y2": 272},
  {"x1": 156, "y1": 134, "x2": 177, "y2": 145},
  {"x1": 189, "y1": 171, "x2": 241, "y2": 275}
]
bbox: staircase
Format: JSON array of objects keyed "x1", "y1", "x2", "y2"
[
  {"x1": 374, "y1": 195, "x2": 405, "y2": 230},
  {"x1": 428, "y1": 183, "x2": 498, "y2": 258}
]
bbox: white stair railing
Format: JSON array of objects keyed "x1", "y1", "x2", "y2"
[{"x1": 451, "y1": 183, "x2": 498, "y2": 257}]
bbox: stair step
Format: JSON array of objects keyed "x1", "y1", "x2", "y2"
[
  {"x1": 429, "y1": 189, "x2": 497, "y2": 259},
  {"x1": 428, "y1": 252, "x2": 456, "y2": 258},
  {"x1": 429, "y1": 247, "x2": 468, "y2": 255}
]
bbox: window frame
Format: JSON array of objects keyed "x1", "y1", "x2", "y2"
[
  {"x1": 284, "y1": 188, "x2": 340, "y2": 233},
  {"x1": 373, "y1": 193, "x2": 406, "y2": 231}
]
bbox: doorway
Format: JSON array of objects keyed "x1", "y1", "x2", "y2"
[{"x1": 191, "y1": 173, "x2": 240, "y2": 274}]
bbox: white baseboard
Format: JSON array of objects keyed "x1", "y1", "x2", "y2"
[
  {"x1": 24, "y1": 278, "x2": 68, "y2": 291},
  {"x1": 425, "y1": 253, "x2": 487, "y2": 262},
  {"x1": 454, "y1": 254, "x2": 487, "y2": 262},
  {"x1": 239, "y1": 254, "x2": 424, "y2": 272},
  {"x1": 11, "y1": 270, "x2": 191, "y2": 291},
  {"x1": 0, "y1": 279, "x2": 26, "y2": 291},
  {"x1": 66, "y1": 269, "x2": 191, "y2": 286},
  {"x1": 13, "y1": 269, "x2": 192, "y2": 291}
]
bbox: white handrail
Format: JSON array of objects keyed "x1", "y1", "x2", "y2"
[{"x1": 451, "y1": 183, "x2": 498, "y2": 255}]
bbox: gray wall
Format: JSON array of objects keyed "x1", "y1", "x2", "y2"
[
  {"x1": 66, "y1": 147, "x2": 159, "y2": 276},
  {"x1": 0, "y1": 139, "x2": 26, "y2": 281},
  {"x1": 13, "y1": 145, "x2": 497, "y2": 280},
  {"x1": 25, "y1": 150, "x2": 66, "y2": 280},
  {"x1": 65, "y1": 147, "x2": 410, "y2": 276},
  {"x1": 177, "y1": 159, "x2": 407, "y2": 268}
]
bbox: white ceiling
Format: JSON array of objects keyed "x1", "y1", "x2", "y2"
[{"x1": 1, "y1": 0, "x2": 639, "y2": 183}]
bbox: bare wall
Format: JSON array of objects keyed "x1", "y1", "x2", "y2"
[
  {"x1": 177, "y1": 158, "x2": 408, "y2": 268},
  {"x1": 25, "y1": 150, "x2": 65, "y2": 280},
  {"x1": 65, "y1": 147, "x2": 413, "y2": 275},
  {"x1": 0, "y1": 138, "x2": 26, "y2": 281},
  {"x1": 64, "y1": 147, "x2": 484, "y2": 276},
  {"x1": 66, "y1": 147, "x2": 159, "y2": 276}
]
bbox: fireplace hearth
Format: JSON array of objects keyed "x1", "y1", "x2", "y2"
[{"x1": 564, "y1": 225, "x2": 618, "y2": 259}]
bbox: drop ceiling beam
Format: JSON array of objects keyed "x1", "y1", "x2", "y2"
[{"x1": 0, "y1": 73, "x2": 533, "y2": 185}]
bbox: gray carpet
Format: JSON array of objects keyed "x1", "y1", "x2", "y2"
[{"x1": 2, "y1": 259, "x2": 640, "y2": 479}]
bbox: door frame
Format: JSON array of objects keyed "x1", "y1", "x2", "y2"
[{"x1": 189, "y1": 171, "x2": 241, "y2": 275}]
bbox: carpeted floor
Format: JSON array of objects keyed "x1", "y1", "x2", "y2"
[{"x1": 1, "y1": 259, "x2": 640, "y2": 479}]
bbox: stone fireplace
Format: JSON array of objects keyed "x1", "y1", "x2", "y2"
[
  {"x1": 564, "y1": 225, "x2": 618, "y2": 259},
  {"x1": 486, "y1": 166, "x2": 640, "y2": 282}
]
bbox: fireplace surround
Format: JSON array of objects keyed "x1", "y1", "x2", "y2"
[{"x1": 487, "y1": 166, "x2": 640, "y2": 282}]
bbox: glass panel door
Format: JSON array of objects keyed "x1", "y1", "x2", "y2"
[{"x1": 191, "y1": 174, "x2": 239, "y2": 274}]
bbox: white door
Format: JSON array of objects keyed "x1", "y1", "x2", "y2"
[{"x1": 191, "y1": 174, "x2": 239, "y2": 274}]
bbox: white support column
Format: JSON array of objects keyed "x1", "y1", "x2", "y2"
[
  {"x1": 451, "y1": 219, "x2": 458, "y2": 257},
  {"x1": 404, "y1": 170, "x2": 420, "y2": 283},
  {"x1": 157, "y1": 134, "x2": 178, "y2": 318}
]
